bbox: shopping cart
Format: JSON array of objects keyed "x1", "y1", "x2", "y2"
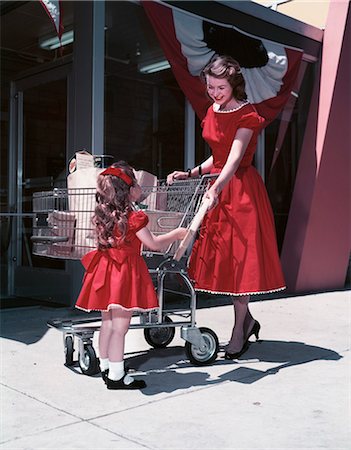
[{"x1": 31, "y1": 175, "x2": 220, "y2": 375}]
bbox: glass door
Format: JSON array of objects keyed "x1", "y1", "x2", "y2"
[{"x1": 6, "y1": 67, "x2": 73, "y2": 304}]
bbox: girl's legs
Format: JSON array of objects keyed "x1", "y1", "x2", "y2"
[
  {"x1": 99, "y1": 308, "x2": 146, "y2": 389},
  {"x1": 227, "y1": 295, "x2": 255, "y2": 353},
  {"x1": 98, "y1": 308, "x2": 133, "y2": 379},
  {"x1": 99, "y1": 311, "x2": 113, "y2": 372},
  {"x1": 107, "y1": 308, "x2": 146, "y2": 389},
  {"x1": 107, "y1": 308, "x2": 133, "y2": 382},
  {"x1": 108, "y1": 308, "x2": 133, "y2": 363}
]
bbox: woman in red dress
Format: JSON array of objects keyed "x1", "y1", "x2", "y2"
[
  {"x1": 76, "y1": 161, "x2": 186, "y2": 389},
  {"x1": 167, "y1": 56, "x2": 285, "y2": 360}
]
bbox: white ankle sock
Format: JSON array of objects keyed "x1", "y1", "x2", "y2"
[
  {"x1": 99, "y1": 358, "x2": 109, "y2": 371},
  {"x1": 108, "y1": 361, "x2": 133, "y2": 384}
]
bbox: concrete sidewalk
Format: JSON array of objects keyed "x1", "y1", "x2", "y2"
[{"x1": 1, "y1": 290, "x2": 350, "y2": 449}]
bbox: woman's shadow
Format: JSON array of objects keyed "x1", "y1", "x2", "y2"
[
  {"x1": 124, "y1": 339, "x2": 342, "y2": 395},
  {"x1": 218, "y1": 339, "x2": 343, "y2": 383}
]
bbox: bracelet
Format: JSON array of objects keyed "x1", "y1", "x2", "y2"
[
  {"x1": 198, "y1": 165, "x2": 202, "y2": 177},
  {"x1": 187, "y1": 168, "x2": 192, "y2": 178}
]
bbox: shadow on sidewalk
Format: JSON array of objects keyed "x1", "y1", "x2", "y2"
[
  {"x1": 0, "y1": 306, "x2": 96, "y2": 345},
  {"x1": 217, "y1": 339, "x2": 343, "y2": 384},
  {"x1": 115, "y1": 339, "x2": 343, "y2": 395}
]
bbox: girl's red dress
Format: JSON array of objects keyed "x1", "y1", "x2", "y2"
[
  {"x1": 188, "y1": 103, "x2": 286, "y2": 296},
  {"x1": 75, "y1": 210, "x2": 158, "y2": 312}
]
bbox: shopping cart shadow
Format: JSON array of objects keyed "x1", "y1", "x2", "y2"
[
  {"x1": 119, "y1": 339, "x2": 342, "y2": 395},
  {"x1": 0, "y1": 306, "x2": 93, "y2": 345}
]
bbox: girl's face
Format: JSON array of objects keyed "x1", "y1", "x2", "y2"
[
  {"x1": 129, "y1": 182, "x2": 142, "y2": 202},
  {"x1": 206, "y1": 75, "x2": 233, "y2": 107}
]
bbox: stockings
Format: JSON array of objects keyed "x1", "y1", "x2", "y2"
[{"x1": 226, "y1": 295, "x2": 255, "y2": 354}]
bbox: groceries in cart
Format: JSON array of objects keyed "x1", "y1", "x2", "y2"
[{"x1": 32, "y1": 154, "x2": 213, "y2": 260}]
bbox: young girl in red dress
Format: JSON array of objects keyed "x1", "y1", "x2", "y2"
[
  {"x1": 76, "y1": 161, "x2": 186, "y2": 390},
  {"x1": 167, "y1": 55, "x2": 286, "y2": 360}
]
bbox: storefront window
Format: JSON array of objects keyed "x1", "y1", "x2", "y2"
[
  {"x1": 104, "y1": 1, "x2": 184, "y2": 179},
  {"x1": 266, "y1": 62, "x2": 315, "y2": 249}
]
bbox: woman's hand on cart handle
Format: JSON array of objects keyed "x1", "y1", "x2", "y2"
[
  {"x1": 166, "y1": 170, "x2": 189, "y2": 185},
  {"x1": 204, "y1": 188, "x2": 219, "y2": 210}
]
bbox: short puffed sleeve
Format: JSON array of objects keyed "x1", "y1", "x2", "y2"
[
  {"x1": 237, "y1": 111, "x2": 265, "y2": 130},
  {"x1": 128, "y1": 210, "x2": 149, "y2": 232}
]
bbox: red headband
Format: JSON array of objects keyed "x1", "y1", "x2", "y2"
[{"x1": 101, "y1": 167, "x2": 133, "y2": 186}]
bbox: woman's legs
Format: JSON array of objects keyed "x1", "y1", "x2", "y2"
[
  {"x1": 243, "y1": 304, "x2": 255, "y2": 339},
  {"x1": 227, "y1": 295, "x2": 255, "y2": 354}
]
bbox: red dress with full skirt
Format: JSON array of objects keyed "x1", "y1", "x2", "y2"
[
  {"x1": 188, "y1": 103, "x2": 286, "y2": 296},
  {"x1": 75, "y1": 211, "x2": 158, "y2": 312}
]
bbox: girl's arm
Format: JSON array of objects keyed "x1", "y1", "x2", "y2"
[
  {"x1": 167, "y1": 156, "x2": 214, "y2": 184},
  {"x1": 205, "y1": 128, "x2": 253, "y2": 209},
  {"x1": 136, "y1": 227, "x2": 187, "y2": 252}
]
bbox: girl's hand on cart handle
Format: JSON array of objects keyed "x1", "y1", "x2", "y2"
[
  {"x1": 176, "y1": 227, "x2": 188, "y2": 240},
  {"x1": 167, "y1": 170, "x2": 189, "y2": 185},
  {"x1": 136, "y1": 226, "x2": 187, "y2": 252}
]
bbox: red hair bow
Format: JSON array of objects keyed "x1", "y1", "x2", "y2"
[{"x1": 101, "y1": 167, "x2": 133, "y2": 186}]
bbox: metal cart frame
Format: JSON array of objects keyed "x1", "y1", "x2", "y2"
[{"x1": 32, "y1": 176, "x2": 220, "y2": 375}]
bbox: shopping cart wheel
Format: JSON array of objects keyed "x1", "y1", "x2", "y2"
[
  {"x1": 64, "y1": 335, "x2": 75, "y2": 366},
  {"x1": 78, "y1": 344, "x2": 100, "y2": 376},
  {"x1": 185, "y1": 327, "x2": 219, "y2": 366},
  {"x1": 144, "y1": 316, "x2": 175, "y2": 349}
]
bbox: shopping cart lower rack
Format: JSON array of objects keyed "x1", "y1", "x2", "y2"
[{"x1": 32, "y1": 176, "x2": 220, "y2": 374}]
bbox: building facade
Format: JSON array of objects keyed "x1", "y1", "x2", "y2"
[{"x1": 0, "y1": 0, "x2": 349, "y2": 305}]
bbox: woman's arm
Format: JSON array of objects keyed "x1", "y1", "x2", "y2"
[
  {"x1": 166, "y1": 156, "x2": 214, "y2": 184},
  {"x1": 136, "y1": 227, "x2": 187, "y2": 251},
  {"x1": 205, "y1": 128, "x2": 253, "y2": 209}
]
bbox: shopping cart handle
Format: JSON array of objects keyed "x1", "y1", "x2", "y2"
[
  {"x1": 173, "y1": 197, "x2": 211, "y2": 261},
  {"x1": 31, "y1": 236, "x2": 69, "y2": 244}
]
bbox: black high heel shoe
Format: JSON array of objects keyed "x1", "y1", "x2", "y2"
[
  {"x1": 224, "y1": 339, "x2": 250, "y2": 360},
  {"x1": 247, "y1": 320, "x2": 261, "y2": 341}
]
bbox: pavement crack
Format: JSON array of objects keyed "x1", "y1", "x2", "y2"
[
  {"x1": 1, "y1": 382, "x2": 83, "y2": 420},
  {"x1": 86, "y1": 379, "x2": 227, "y2": 421},
  {"x1": 85, "y1": 421, "x2": 152, "y2": 449}
]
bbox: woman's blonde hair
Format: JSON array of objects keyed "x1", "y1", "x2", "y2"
[
  {"x1": 201, "y1": 55, "x2": 247, "y2": 101},
  {"x1": 93, "y1": 161, "x2": 136, "y2": 249}
]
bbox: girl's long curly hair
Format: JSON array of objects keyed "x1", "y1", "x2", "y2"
[
  {"x1": 93, "y1": 161, "x2": 136, "y2": 250},
  {"x1": 201, "y1": 55, "x2": 247, "y2": 101}
]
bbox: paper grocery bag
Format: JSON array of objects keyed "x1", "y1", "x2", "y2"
[
  {"x1": 134, "y1": 169, "x2": 158, "y2": 209},
  {"x1": 67, "y1": 168, "x2": 103, "y2": 257},
  {"x1": 47, "y1": 211, "x2": 76, "y2": 257}
]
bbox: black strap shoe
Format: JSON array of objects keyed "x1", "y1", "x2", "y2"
[
  {"x1": 106, "y1": 376, "x2": 146, "y2": 390},
  {"x1": 101, "y1": 370, "x2": 109, "y2": 383}
]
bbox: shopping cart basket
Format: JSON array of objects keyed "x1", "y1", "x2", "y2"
[{"x1": 31, "y1": 175, "x2": 220, "y2": 375}]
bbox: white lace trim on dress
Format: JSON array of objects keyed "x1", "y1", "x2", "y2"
[
  {"x1": 75, "y1": 304, "x2": 159, "y2": 313},
  {"x1": 194, "y1": 286, "x2": 286, "y2": 296}
]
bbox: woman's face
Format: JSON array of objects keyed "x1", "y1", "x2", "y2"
[{"x1": 206, "y1": 75, "x2": 233, "y2": 106}]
